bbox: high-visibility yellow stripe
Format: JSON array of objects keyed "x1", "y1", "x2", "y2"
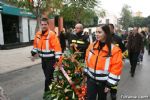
[
  {"x1": 72, "y1": 40, "x2": 76, "y2": 43},
  {"x1": 115, "y1": 44, "x2": 119, "y2": 47},
  {"x1": 77, "y1": 40, "x2": 85, "y2": 44},
  {"x1": 71, "y1": 40, "x2": 85, "y2": 44},
  {"x1": 111, "y1": 86, "x2": 117, "y2": 89}
]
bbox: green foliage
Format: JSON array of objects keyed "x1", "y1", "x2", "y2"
[
  {"x1": 120, "y1": 4, "x2": 150, "y2": 29},
  {"x1": 60, "y1": 0, "x2": 98, "y2": 27},
  {"x1": 5, "y1": 0, "x2": 64, "y2": 32},
  {"x1": 127, "y1": 16, "x2": 150, "y2": 28},
  {"x1": 43, "y1": 49, "x2": 86, "y2": 100},
  {"x1": 130, "y1": 17, "x2": 145, "y2": 27},
  {"x1": 143, "y1": 16, "x2": 150, "y2": 28},
  {"x1": 120, "y1": 4, "x2": 133, "y2": 30},
  {"x1": 5, "y1": 0, "x2": 63, "y2": 17}
]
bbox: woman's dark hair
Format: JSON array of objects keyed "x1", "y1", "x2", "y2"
[
  {"x1": 93, "y1": 24, "x2": 112, "y2": 56},
  {"x1": 101, "y1": 24, "x2": 112, "y2": 56}
]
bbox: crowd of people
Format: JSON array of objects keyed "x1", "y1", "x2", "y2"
[{"x1": 31, "y1": 17, "x2": 150, "y2": 100}]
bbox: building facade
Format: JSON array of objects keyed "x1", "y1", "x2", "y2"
[
  {"x1": 0, "y1": 2, "x2": 64, "y2": 49},
  {"x1": 0, "y1": 2, "x2": 37, "y2": 47}
]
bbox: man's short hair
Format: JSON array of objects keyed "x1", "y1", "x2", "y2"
[
  {"x1": 109, "y1": 23, "x2": 114, "y2": 29},
  {"x1": 41, "y1": 17, "x2": 49, "y2": 24},
  {"x1": 75, "y1": 23, "x2": 83, "y2": 29}
]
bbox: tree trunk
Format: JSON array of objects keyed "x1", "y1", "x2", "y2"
[{"x1": 35, "y1": 16, "x2": 41, "y2": 33}]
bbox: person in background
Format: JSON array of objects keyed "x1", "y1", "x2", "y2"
[
  {"x1": 127, "y1": 27, "x2": 143, "y2": 77},
  {"x1": 138, "y1": 31, "x2": 146, "y2": 64},
  {"x1": 69, "y1": 23, "x2": 89, "y2": 59},
  {"x1": 84, "y1": 24, "x2": 123, "y2": 100},
  {"x1": 59, "y1": 30, "x2": 66, "y2": 53},
  {"x1": 147, "y1": 30, "x2": 150, "y2": 55},
  {"x1": 109, "y1": 24, "x2": 126, "y2": 100}
]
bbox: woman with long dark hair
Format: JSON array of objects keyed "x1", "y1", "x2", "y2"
[{"x1": 84, "y1": 24, "x2": 123, "y2": 100}]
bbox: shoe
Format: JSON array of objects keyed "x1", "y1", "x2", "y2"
[
  {"x1": 137, "y1": 61, "x2": 140, "y2": 65},
  {"x1": 131, "y1": 73, "x2": 134, "y2": 77},
  {"x1": 140, "y1": 61, "x2": 142, "y2": 65}
]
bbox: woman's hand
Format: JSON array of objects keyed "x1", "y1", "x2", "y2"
[{"x1": 104, "y1": 87, "x2": 110, "y2": 93}]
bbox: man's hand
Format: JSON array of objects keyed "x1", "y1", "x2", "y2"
[
  {"x1": 74, "y1": 44, "x2": 78, "y2": 48},
  {"x1": 31, "y1": 54, "x2": 39, "y2": 62},
  {"x1": 70, "y1": 43, "x2": 78, "y2": 48}
]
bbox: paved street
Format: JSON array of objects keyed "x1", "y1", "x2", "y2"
[
  {"x1": 0, "y1": 52, "x2": 150, "y2": 100},
  {"x1": 117, "y1": 52, "x2": 150, "y2": 100},
  {"x1": 0, "y1": 64, "x2": 44, "y2": 100}
]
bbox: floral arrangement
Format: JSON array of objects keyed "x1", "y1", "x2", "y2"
[{"x1": 43, "y1": 49, "x2": 87, "y2": 100}]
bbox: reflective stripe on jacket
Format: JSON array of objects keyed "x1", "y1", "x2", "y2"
[
  {"x1": 71, "y1": 40, "x2": 85, "y2": 44},
  {"x1": 31, "y1": 30, "x2": 62, "y2": 58},
  {"x1": 84, "y1": 41, "x2": 123, "y2": 86}
]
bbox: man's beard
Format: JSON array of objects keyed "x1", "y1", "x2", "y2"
[{"x1": 42, "y1": 28, "x2": 48, "y2": 34}]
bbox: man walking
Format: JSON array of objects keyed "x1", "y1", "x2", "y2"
[
  {"x1": 127, "y1": 27, "x2": 143, "y2": 77},
  {"x1": 31, "y1": 18, "x2": 62, "y2": 93}
]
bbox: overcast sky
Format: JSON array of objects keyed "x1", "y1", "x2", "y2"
[{"x1": 99, "y1": 0, "x2": 149, "y2": 17}]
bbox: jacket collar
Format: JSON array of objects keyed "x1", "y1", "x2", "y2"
[
  {"x1": 39, "y1": 30, "x2": 49, "y2": 36},
  {"x1": 93, "y1": 41, "x2": 109, "y2": 52}
]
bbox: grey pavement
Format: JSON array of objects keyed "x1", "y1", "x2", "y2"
[
  {"x1": 117, "y1": 51, "x2": 150, "y2": 100},
  {"x1": 0, "y1": 46, "x2": 41, "y2": 74}
]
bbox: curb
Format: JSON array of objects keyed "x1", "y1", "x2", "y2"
[{"x1": 0, "y1": 63, "x2": 41, "y2": 75}]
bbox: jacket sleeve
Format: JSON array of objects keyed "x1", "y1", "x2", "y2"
[
  {"x1": 50, "y1": 33, "x2": 62, "y2": 59},
  {"x1": 107, "y1": 48, "x2": 123, "y2": 87},
  {"x1": 77, "y1": 35, "x2": 90, "y2": 51},
  {"x1": 31, "y1": 33, "x2": 39, "y2": 56},
  {"x1": 118, "y1": 38, "x2": 126, "y2": 53},
  {"x1": 84, "y1": 43, "x2": 93, "y2": 73}
]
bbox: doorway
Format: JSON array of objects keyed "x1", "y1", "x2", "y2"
[{"x1": 2, "y1": 14, "x2": 19, "y2": 44}]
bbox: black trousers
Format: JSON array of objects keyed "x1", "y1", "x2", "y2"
[
  {"x1": 87, "y1": 77, "x2": 107, "y2": 100},
  {"x1": 148, "y1": 44, "x2": 150, "y2": 54},
  {"x1": 129, "y1": 52, "x2": 140, "y2": 75},
  {"x1": 110, "y1": 87, "x2": 117, "y2": 100},
  {"x1": 41, "y1": 58, "x2": 55, "y2": 92}
]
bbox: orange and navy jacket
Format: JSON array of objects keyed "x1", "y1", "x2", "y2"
[
  {"x1": 31, "y1": 30, "x2": 62, "y2": 59},
  {"x1": 84, "y1": 41, "x2": 123, "y2": 87}
]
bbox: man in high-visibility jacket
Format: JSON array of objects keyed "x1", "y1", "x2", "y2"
[
  {"x1": 31, "y1": 18, "x2": 62, "y2": 92},
  {"x1": 69, "y1": 23, "x2": 89, "y2": 59}
]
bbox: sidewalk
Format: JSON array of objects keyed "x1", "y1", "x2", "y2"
[{"x1": 0, "y1": 46, "x2": 41, "y2": 74}]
